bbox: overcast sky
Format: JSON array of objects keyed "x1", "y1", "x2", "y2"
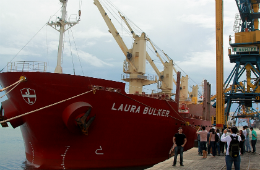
[{"x1": 0, "y1": 0, "x2": 240, "y2": 98}]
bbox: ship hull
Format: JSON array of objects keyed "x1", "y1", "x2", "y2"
[{"x1": 0, "y1": 72, "x2": 212, "y2": 169}]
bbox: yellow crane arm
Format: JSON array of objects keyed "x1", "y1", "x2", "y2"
[
  {"x1": 162, "y1": 50, "x2": 171, "y2": 61},
  {"x1": 146, "y1": 52, "x2": 169, "y2": 88},
  {"x1": 147, "y1": 38, "x2": 165, "y2": 64},
  {"x1": 145, "y1": 52, "x2": 161, "y2": 77},
  {"x1": 211, "y1": 86, "x2": 233, "y2": 101},
  {"x1": 94, "y1": 0, "x2": 137, "y2": 71},
  {"x1": 118, "y1": 12, "x2": 136, "y2": 38},
  {"x1": 147, "y1": 39, "x2": 177, "y2": 85},
  {"x1": 118, "y1": 11, "x2": 164, "y2": 80}
]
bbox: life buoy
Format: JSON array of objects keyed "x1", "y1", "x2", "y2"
[{"x1": 62, "y1": 102, "x2": 92, "y2": 133}]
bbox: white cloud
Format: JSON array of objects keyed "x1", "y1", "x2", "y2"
[
  {"x1": 105, "y1": 39, "x2": 113, "y2": 43},
  {"x1": 0, "y1": 45, "x2": 40, "y2": 57},
  {"x1": 86, "y1": 42, "x2": 96, "y2": 46},
  {"x1": 71, "y1": 28, "x2": 111, "y2": 40},
  {"x1": 177, "y1": 50, "x2": 215, "y2": 69},
  {"x1": 178, "y1": 14, "x2": 215, "y2": 29},
  {"x1": 74, "y1": 50, "x2": 113, "y2": 67}
]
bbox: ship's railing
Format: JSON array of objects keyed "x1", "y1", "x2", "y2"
[
  {"x1": 121, "y1": 74, "x2": 157, "y2": 81},
  {"x1": 7, "y1": 61, "x2": 47, "y2": 72}
]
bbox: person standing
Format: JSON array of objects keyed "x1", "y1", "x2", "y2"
[
  {"x1": 220, "y1": 129, "x2": 225, "y2": 155},
  {"x1": 221, "y1": 127, "x2": 241, "y2": 170},
  {"x1": 207, "y1": 130, "x2": 211, "y2": 155},
  {"x1": 197, "y1": 126, "x2": 208, "y2": 158},
  {"x1": 216, "y1": 129, "x2": 221, "y2": 156},
  {"x1": 223, "y1": 127, "x2": 231, "y2": 153},
  {"x1": 245, "y1": 126, "x2": 251, "y2": 152},
  {"x1": 209, "y1": 128, "x2": 216, "y2": 157},
  {"x1": 239, "y1": 130, "x2": 245, "y2": 155},
  {"x1": 250, "y1": 127, "x2": 257, "y2": 153},
  {"x1": 172, "y1": 127, "x2": 187, "y2": 166},
  {"x1": 197, "y1": 129, "x2": 202, "y2": 155},
  {"x1": 242, "y1": 126, "x2": 247, "y2": 154}
]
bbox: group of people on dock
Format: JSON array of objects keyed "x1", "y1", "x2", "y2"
[
  {"x1": 196, "y1": 126, "x2": 257, "y2": 158},
  {"x1": 196, "y1": 126, "x2": 257, "y2": 170},
  {"x1": 171, "y1": 126, "x2": 257, "y2": 169}
]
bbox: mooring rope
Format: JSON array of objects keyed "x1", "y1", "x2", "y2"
[
  {"x1": 0, "y1": 89, "x2": 93, "y2": 124},
  {"x1": 0, "y1": 78, "x2": 25, "y2": 98}
]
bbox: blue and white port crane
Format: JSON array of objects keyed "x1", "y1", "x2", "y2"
[{"x1": 224, "y1": 0, "x2": 260, "y2": 127}]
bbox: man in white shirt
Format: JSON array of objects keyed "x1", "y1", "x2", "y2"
[
  {"x1": 245, "y1": 126, "x2": 251, "y2": 152},
  {"x1": 221, "y1": 127, "x2": 241, "y2": 170},
  {"x1": 242, "y1": 126, "x2": 247, "y2": 154}
]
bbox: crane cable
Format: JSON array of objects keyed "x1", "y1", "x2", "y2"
[
  {"x1": 67, "y1": 31, "x2": 75, "y2": 75},
  {"x1": 101, "y1": 0, "x2": 134, "y2": 39},
  {"x1": 70, "y1": 29, "x2": 84, "y2": 76}
]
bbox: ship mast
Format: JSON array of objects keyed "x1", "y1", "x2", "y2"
[{"x1": 48, "y1": 0, "x2": 80, "y2": 73}]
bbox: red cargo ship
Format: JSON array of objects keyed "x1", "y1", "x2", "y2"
[{"x1": 0, "y1": 0, "x2": 214, "y2": 169}]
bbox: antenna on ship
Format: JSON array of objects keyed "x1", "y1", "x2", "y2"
[{"x1": 47, "y1": 0, "x2": 80, "y2": 73}]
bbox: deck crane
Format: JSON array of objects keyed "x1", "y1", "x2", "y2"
[
  {"x1": 146, "y1": 38, "x2": 177, "y2": 86},
  {"x1": 118, "y1": 12, "x2": 174, "y2": 95},
  {"x1": 120, "y1": 11, "x2": 201, "y2": 104},
  {"x1": 95, "y1": 0, "x2": 176, "y2": 96},
  {"x1": 119, "y1": 11, "x2": 201, "y2": 103},
  {"x1": 94, "y1": 0, "x2": 157, "y2": 94}
]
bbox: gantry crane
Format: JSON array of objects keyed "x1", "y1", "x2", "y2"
[
  {"x1": 231, "y1": 105, "x2": 260, "y2": 127},
  {"x1": 224, "y1": 0, "x2": 260, "y2": 127}
]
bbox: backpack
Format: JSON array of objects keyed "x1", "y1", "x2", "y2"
[
  {"x1": 215, "y1": 133, "x2": 220, "y2": 142},
  {"x1": 229, "y1": 136, "x2": 239, "y2": 158}
]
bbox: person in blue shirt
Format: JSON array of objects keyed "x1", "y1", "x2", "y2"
[{"x1": 250, "y1": 127, "x2": 257, "y2": 153}]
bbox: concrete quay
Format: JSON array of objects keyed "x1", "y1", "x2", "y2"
[{"x1": 146, "y1": 129, "x2": 260, "y2": 170}]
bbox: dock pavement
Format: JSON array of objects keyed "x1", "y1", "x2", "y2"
[{"x1": 146, "y1": 129, "x2": 260, "y2": 170}]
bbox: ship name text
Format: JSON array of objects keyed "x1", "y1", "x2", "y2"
[{"x1": 111, "y1": 103, "x2": 170, "y2": 117}]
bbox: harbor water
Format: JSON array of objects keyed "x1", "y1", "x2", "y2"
[
  {"x1": 0, "y1": 126, "x2": 26, "y2": 170},
  {"x1": 0, "y1": 125, "x2": 151, "y2": 170}
]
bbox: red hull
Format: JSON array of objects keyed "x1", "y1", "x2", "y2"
[{"x1": 0, "y1": 72, "x2": 212, "y2": 169}]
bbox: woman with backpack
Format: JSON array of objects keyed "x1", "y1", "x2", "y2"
[{"x1": 209, "y1": 128, "x2": 216, "y2": 157}]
